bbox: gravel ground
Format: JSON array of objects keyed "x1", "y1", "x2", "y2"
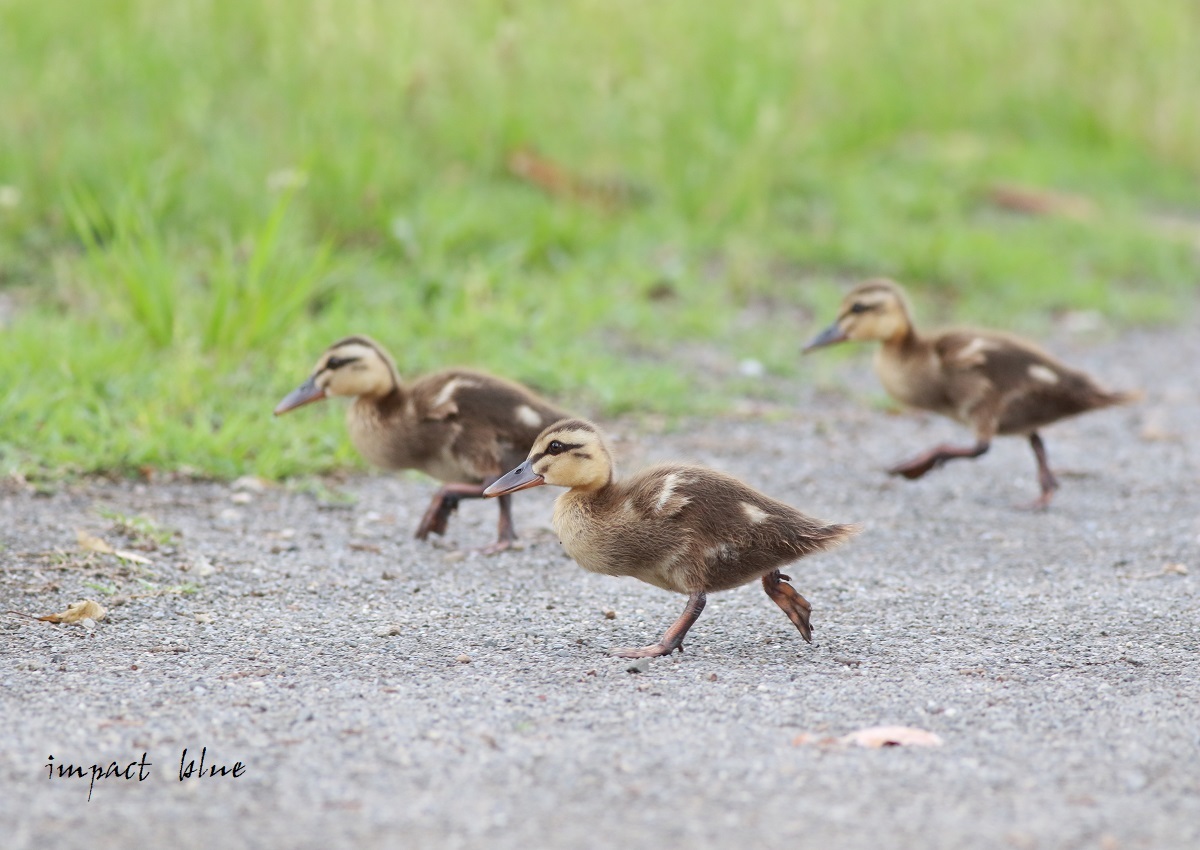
[{"x1": 3, "y1": 321, "x2": 1198, "y2": 850}]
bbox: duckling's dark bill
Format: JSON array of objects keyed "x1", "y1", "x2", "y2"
[
  {"x1": 484, "y1": 464, "x2": 545, "y2": 497},
  {"x1": 802, "y1": 323, "x2": 848, "y2": 352},
  {"x1": 274, "y1": 377, "x2": 327, "y2": 415}
]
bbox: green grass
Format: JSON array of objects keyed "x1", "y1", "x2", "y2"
[{"x1": 1, "y1": 0, "x2": 1198, "y2": 478}]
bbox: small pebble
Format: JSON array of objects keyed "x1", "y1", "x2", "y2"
[
  {"x1": 193, "y1": 558, "x2": 217, "y2": 577},
  {"x1": 738, "y1": 358, "x2": 765, "y2": 378},
  {"x1": 456, "y1": 654, "x2": 472, "y2": 664}
]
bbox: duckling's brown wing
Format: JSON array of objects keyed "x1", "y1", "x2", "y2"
[
  {"x1": 936, "y1": 331, "x2": 1125, "y2": 435},
  {"x1": 627, "y1": 465, "x2": 858, "y2": 594},
  {"x1": 410, "y1": 370, "x2": 569, "y2": 479}
]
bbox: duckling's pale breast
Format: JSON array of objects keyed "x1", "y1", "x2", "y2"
[
  {"x1": 874, "y1": 345, "x2": 951, "y2": 414},
  {"x1": 347, "y1": 405, "x2": 402, "y2": 469},
  {"x1": 552, "y1": 491, "x2": 694, "y2": 593},
  {"x1": 347, "y1": 400, "x2": 477, "y2": 482}
]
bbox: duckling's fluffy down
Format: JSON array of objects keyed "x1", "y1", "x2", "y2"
[{"x1": 553, "y1": 463, "x2": 859, "y2": 595}]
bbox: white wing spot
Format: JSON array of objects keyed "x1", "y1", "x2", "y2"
[
  {"x1": 433, "y1": 377, "x2": 478, "y2": 408},
  {"x1": 741, "y1": 502, "x2": 770, "y2": 524},
  {"x1": 514, "y1": 404, "x2": 543, "y2": 429},
  {"x1": 955, "y1": 337, "x2": 993, "y2": 367},
  {"x1": 654, "y1": 473, "x2": 680, "y2": 512},
  {"x1": 704, "y1": 543, "x2": 734, "y2": 563},
  {"x1": 1028, "y1": 364, "x2": 1059, "y2": 384}
]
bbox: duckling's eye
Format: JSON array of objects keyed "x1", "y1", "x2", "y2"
[
  {"x1": 849, "y1": 302, "x2": 869, "y2": 315},
  {"x1": 326, "y1": 356, "x2": 358, "y2": 370},
  {"x1": 547, "y1": 440, "x2": 567, "y2": 456}
]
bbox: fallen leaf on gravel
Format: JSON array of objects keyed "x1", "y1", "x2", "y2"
[
  {"x1": 1138, "y1": 408, "x2": 1178, "y2": 442},
  {"x1": 1122, "y1": 563, "x2": 1188, "y2": 580},
  {"x1": 77, "y1": 530, "x2": 114, "y2": 554},
  {"x1": 232, "y1": 475, "x2": 268, "y2": 492},
  {"x1": 791, "y1": 733, "x2": 840, "y2": 747},
  {"x1": 839, "y1": 726, "x2": 943, "y2": 748},
  {"x1": 38, "y1": 599, "x2": 107, "y2": 624},
  {"x1": 114, "y1": 549, "x2": 152, "y2": 564}
]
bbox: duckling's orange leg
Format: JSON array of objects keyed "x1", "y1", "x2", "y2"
[
  {"x1": 610, "y1": 592, "x2": 706, "y2": 659},
  {"x1": 1025, "y1": 431, "x2": 1059, "y2": 510},
  {"x1": 478, "y1": 494, "x2": 518, "y2": 556},
  {"x1": 762, "y1": 570, "x2": 813, "y2": 643},
  {"x1": 888, "y1": 439, "x2": 990, "y2": 479},
  {"x1": 415, "y1": 481, "x2": 519, "y2": 554},
  {"x1": 415, "y1": 483, "x2": 485, "y2": 539}
]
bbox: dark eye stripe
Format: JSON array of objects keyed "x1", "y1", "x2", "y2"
[
  {"x1": 532, "y1": 440, "x2": 583, "y2": 463},
  {"x1": 326, "y1": 355, "x2": 361, "y2": 370}
]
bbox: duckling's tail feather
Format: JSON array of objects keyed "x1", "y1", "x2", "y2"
[
  {"x1": 787, "y1": 521, "x2": 862, "y2": 557},
  {"x1": 1102, "y1": 389, "x2": 1143, "y2": 407}
]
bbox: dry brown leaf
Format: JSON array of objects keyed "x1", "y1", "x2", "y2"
[
  {"x1": 38, "y1": 599, "x2": 108, "y2": 624},
  {"x1": 114, "y1": 549, "x2": 152, "y2": 564},
  {"x1": 839, "y1": 725, "x2": 944, "y2": 748},
  {"x1": 790, "y1": 732, "x2": 840, "y2": 747},
  {"x1": 1138, "y1": 408, "x2": 1178, "y2": 443},
  {"x1": 988, "y1": 183, "x2": 1095, "y2": 220},
  {"x1": 506, "y1": 147, "x2": 647, "y2": 209},
  {"x1": 1122, "y1": 562, "x2": 1189, "y2": 580},
  {"x1": 76, "y1": 529, "x2": 114, "y2": 554}
]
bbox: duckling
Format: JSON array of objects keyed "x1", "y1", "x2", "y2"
[
  {"x1": 484, "y1": 419, "x2": 858, "y2": 658},
  {"x1": 274, "y1": 335, "x2": 571, "y2": 552},
  {"x1": 804, "y1": 278, "x2": 1138, "y2": 508}
]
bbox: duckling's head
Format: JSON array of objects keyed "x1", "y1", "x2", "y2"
[
  {"x1": 803, "y1": 278, "x2": 915, "y2": 351},
  {"x1": 484, "y1": 419, "x2": 614, "y2": 496},
  {"x1": 274, "y1": 336, "x2": 399, "y2": 415}
]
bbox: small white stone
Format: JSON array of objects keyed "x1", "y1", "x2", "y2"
[{"x1": 738, "y1": 358, "x2": 765, "y2": 378}]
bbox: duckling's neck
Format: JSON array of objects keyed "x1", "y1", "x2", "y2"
[
  {"x1": 346, "y1": 385, "x2": 415, "y2": 469},
  {"x1": 369, "y1": 384, "x2": 408, "y2": 417},
  {"x1": 566, "y1": 471, "x2": 616, "y2": 498},
  {"x1": 880, "y1": 324, "x2": 922, "y2": 354},
  {"x1": 874, "y1": 327, "x2": 944, "y2": 410},
  {"x1": 552, "y1": 479, "x2": 622, "y2": 574}
]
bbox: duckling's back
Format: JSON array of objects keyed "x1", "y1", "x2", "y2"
[
  {"x1": 555, "y1": 464, "x2": 857, "y2": 595},
  {"x1": 399, "y1": 369, "x2": 569, "y2": 479},
  {"x1": 670, "y1": 468, "x2": 858, "y2": 592},
  {"x1": 935, "y1": 331, "x2": 1135, "y2": 434},
  {"x1": 426, "y1": 370, "x2": 570, "y2": 467}
]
